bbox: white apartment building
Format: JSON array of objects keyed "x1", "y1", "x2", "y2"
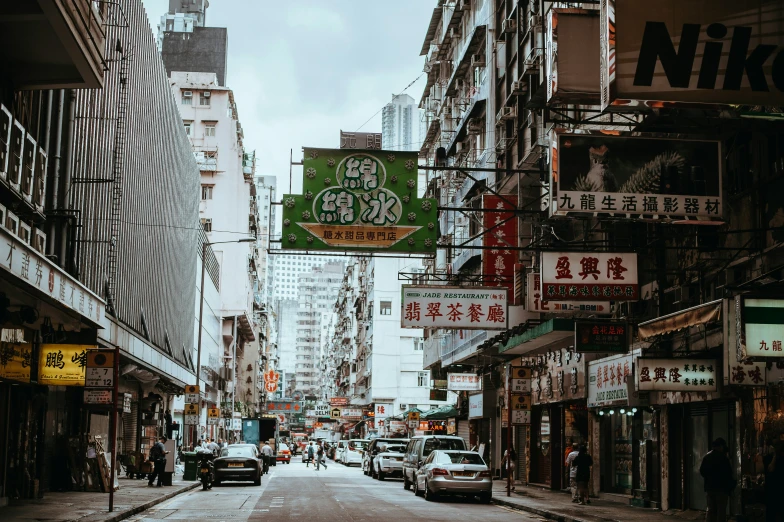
[
  {"x1": 170, "y1": 71, "x2": 260, "y2": 421},
  {"x1": 271, "y1": 254, "x2": 325, "y2": 300},
  {"x1": 254, "y1": 175, "x2": 276, "y2": 304},
  {"x1": 382, "y1": 93, "x2": 419, "y2": 151}
]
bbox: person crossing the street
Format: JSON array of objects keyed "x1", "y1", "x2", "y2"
[
  {"x1": 316, "y1": 442, "x2": 328, "y2": 470},
  {"x1": 261, "y1": 440, "x2": 273, "y2": 474},
  {"x1": 306, "y1": 441, "x2": 315, "y2": 467}
]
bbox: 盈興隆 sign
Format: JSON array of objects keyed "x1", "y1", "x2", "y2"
[
  {"x1": 281, "y1": 148, "x2": 437, "y2": 254},
  {"x1": 637, "y1": 358, "x2": 717, "y2": 392},
  {"x1": 402, "y1": 286, "x2": 508, "y2": 330},
  {"x1": 541, "y1": 252, "x2": 638, "y2": 301},
  {"x1": 527, "y1": 273, "x2": 609, "y2": 314},
  {"x1": 575, "y1": 321, "x2": 629, "y2": 353}
]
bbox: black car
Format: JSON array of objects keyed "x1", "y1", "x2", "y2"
[{"x1": 213, "y1": 444, "x2": 262, "y2": 486}]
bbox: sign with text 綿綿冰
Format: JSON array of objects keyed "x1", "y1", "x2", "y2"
[
  {"x1": 527, "y1": 273, "x2": 610, "y2": 314},
  {"x1": 340, "y1": 131, "x2": 382, "y2": 150},
  {"x1": 38, "y1": 344, "x2": 93, "y2": 386},
  {"x1": 401, "y1": 286, "x2": 508, "y2": 330},
  {"x1": 601, "y1": 0, "x2": 784, "y2": 110},
  {"x1": 552, "y1": 133, "x2": 722, "y2": 220},
  {"x1": 0, "y1": 343, "x2": 32, "y2": 383},
  {"x1": 541, "y1": 252, "x2": 638, "y2": 301},
  {"x1": 281, "y1": 148, "x2": 436, "y2": 254},
  {"x1": 740, "y1": 298, "x2": 784, "y2": 358},
  {"x1": 637, "y1": 358, "x2": 717, "y2": 392}
]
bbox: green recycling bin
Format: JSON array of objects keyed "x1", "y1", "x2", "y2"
[{"x1": 182, "y1": 452, "x2": 199, "y2": 481}]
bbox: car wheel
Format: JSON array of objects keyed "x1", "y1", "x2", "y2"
[
  {"x1": 254, "y1": 474, "x2": 261, "y2": 486},
  {"x1": 363, "y1": 463, "x2": 368, "y2": 476},
  {"x1": 403, "y1": 472, "x2": 411, "y2": 490},
  {"x1": 479, "y1": 492, "x2": 492, "y2": 504},
  {"x1": 378, "y1": 469, "x2": 385, "y2": 481},
  {"x1": 424, "y1": 480, "x2": 438, "y2": 502},
  {"x1": 414, "y1": 477, "x2": 423, "y2": 497}
]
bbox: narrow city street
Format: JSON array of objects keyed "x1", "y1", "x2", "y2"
[{"x1": 126, "y1": 460, "x2": 532, "y2": 522}]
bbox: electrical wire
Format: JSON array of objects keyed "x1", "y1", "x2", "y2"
[{"x1": 354, "y1": 73, "x2": 424, "y2": 132}]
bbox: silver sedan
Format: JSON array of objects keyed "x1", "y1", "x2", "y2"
[{"x1": 413, "y1": 450, "x2": 492, "y2": 503}]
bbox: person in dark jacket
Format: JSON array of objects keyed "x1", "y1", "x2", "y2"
[
  {"x1": 764, "y1": 441, "x2": 784, "y2": 522},
  {"x1": 573, "y1": 444, "x2": 593, "y2": 505},
  {"x1": 147, "y1": 436, "x2": 167, "y2": 487},
  {"x1": 699, "y1": 438, "x2": 734, "y2": 522}
]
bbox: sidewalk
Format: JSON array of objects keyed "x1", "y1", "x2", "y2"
[
  {"x1": 2, "y1": 476, "x2": 200, "y2": 522},
  {"x1": 491, "y1": 481, "x2": 705, "y2": 522}
]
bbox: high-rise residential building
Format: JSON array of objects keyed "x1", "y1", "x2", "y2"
[
  {"x1": 382, "y1": 93, "x2": 419, "y2": 151},
  {"x1": 271, "y1": 254, "x2": 324, "y2": 301},
  {"x1": 255, "y1": 175, "x2": 276, "y2": 304}
]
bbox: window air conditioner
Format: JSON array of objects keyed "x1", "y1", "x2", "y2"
[
  {"x1": 497, "y1": 106, "x2": 515, "y2": 121},
  {"x1": 33, "y1": 229, "x2": 46, "y2": 254},
  {"x1": 183, "y1": 91, "x2": 193, "y2": 97},
  {"x1": 511, "y1": 80, "x2": 527, "y2": 95},
  {"x1": 471, "y1": 54, "x2": 485, "y2": 68},
  {"x1": 502, "y1": 18, "x2": 517, "y2": 34},
  {"x1": 202, "y1": 91, "x2": 211, "y2": 98},
  {"x1": 399, "y1": 403, "x2": 408, "y2": 410}
]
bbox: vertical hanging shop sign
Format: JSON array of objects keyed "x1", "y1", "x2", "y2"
[
  {"x1": 281, "y1": 148, "x2": 437, "y2": 254},
  {"x1": 482, "y1": 195, "x2": 518, "y2": 295}
]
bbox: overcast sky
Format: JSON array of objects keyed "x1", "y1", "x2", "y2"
[{"x1": 143, "y1": 0, "x2": 432, "y2": 194}]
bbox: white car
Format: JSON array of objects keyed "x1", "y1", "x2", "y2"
[
  {"x1": 334, "y1": 441, "x2": 348, "y2": 463},
  {"x1": 340, "y1": 439, "x2": 369, "y2": 466},
  {"x1": 373, "y1": 441, "x2": 407, "y2": 480}
]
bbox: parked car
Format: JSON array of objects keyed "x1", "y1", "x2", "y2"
[
  {"x1": 334, "y1": 440, "x2": 348, "y2": 463},
  {"x1": 402, "y1": 435, "x2": 466, "y2": 491},
  {"x1": 413, "y1": 450, "x2": 491, "y2": 502},
  {"x1": 363, "y1": 438, "x2": 406, "y2": 476},
  {"x1": 372, "y1": 441, "x2": 408, "y2": 480},
  {"x1": 276, "y1": 443, "x2": 291, "y2": 464},
  {"x1": 340, "y1": 439, "x2": 369, "y2": 466},
  {"x1": 213, "y1": 444, "x2": 262, "y2": 486}
]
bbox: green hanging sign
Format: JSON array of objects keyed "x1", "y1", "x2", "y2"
[{"x1": 281, "y1": 148, "x2": 437, "y2": 254}]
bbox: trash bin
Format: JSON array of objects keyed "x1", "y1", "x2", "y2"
[{"x1": 182, "y1": 452, "x2": 199, "y2": 481}]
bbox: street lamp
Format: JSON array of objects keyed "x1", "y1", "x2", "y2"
[{"x1": 195, "y1": 237, "x2": 256, "y2": 385}]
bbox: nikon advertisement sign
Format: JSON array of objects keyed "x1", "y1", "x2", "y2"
[{"x1": 601, "y1": 0, "x2": 784, "y2": 108}]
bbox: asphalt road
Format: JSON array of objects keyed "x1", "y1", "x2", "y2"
[{"x1": 126, "y1": 458, "x2": 538, "y2": 521}]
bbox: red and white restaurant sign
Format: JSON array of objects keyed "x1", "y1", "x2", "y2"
[
  {"x1": 526, "y1": 273, "x2": 610, "y2": 313},
  {"x1": 401, "y1": 285, "x2": 508, "y2": 330},
  {"x1": 541, "y1": 252, "x2": 638, "y2": 301},
  {"x1": 482, "y1": 195, "x2": 517, "y2": 296}
]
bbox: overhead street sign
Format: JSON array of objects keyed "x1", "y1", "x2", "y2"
[{"x1": 330, "y1": 408, "x2": 341, "y2": 419}]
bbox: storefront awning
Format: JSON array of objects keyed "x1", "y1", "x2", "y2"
[
  {"x1": 500, "y1": 319, "x2": 575, "y2": 356},
  {"x1": 637, "y1": 299, "x2": 722, "y2": 340}
]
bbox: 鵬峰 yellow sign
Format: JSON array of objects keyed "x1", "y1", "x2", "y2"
[{"x1": 38, "y1": 344, "x2": 93, "y2": 386}]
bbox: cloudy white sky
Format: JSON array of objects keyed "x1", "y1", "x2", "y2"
[{"x1": 142, "y1": 0, "x2": 432, "y2": 193}]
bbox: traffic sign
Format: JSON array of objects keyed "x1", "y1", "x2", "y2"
[
  {"x1": 184, "y1": 403, "x2": 200, "y2": 415},
  {"x1": 511, "y1": 395, "x2": 532, "y2": 410},
  {"x1": 511, "y1": 410, "x2": 531, "y2": 425},
  {"x1": 87, "y1": 351, "x2": 114, "y2": 368},
  {"x1": 330, "y1": 407, "x2": 341, "y2": 419},
  {"x1": 85, "y1": 367, "x2": 113, "y2": 388},
  {"x1": 185, "y1": 414, "x2": 199, "y2": 425},
  {"x1": 408, "y1": 411, "x2": 420, "y2": 422},
  {"x1": 185, "y1": 385, "x2": 199, "y2": 404}
]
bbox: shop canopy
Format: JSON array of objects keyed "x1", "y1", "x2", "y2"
[
  {"x1": 637, "y1": 299, "x2": 722, "y2": 340},
  {"x1": 421, "y1": 405, "x2": 459, "y2": 420}
]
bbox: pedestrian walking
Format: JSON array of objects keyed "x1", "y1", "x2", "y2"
[
  {"x1": 565, "y1": 442, "x2": 580, "y2": 502},
  {"x1": 206, "y1": 438, "x2": 220, "y2": 456},
  {"x1": 307, "y1": 442, "x2": 315, "y2": 467},
  {"x1": 700, "y1": 438, "x2": 735, "y2": 522},
  {"x1": 316, "y1": 442, "x2": 328, "y2": 470},
  {"x1": 147, "y1": 436, "x2": 167, "y2": 487},
  {"x1": 261, "y1": 441, "x2": 273, "y2": 474},
  {"x1": 504, "y1": 445, "x2": 517, "y2": 491},
  {"x1": 573, "y1": 444, "x2": 593, "y2": 505},
  {"x1": 764, "y1": 441, "x2": 784, "y2": 522}
]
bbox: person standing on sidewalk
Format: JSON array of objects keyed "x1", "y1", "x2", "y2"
[
  {"x1": 261, "y1": 441, "x2": 273, "y2": 474},
  {"x1": 573, "y1": 444, "x2": 593, "y2": 505},
  {"x1": 566, "y1": 443, "x2": 580, "y2": 502},
  {"x1": 147, "y1": 436, "x2": 167, "y2": 487},
  {"x1": 764, "y1": 441, "x2": 784, "y2": 522},
  {"x1": 503, "y1": 446, "x2": 517, "y2": 491},
  {"x1": 700, "y1": 438, "x2": 735, "y2": 522}
]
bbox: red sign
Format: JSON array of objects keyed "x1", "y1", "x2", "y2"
[
  {"x1": 482, "y1": 195, "x2": 518, "y2": 297},
  {"x1": 541, "y1": 252, "x2": 638, "y2": 300},
  {"x1": 264, "y1": 380, "x2": 278, "y2": 393}
]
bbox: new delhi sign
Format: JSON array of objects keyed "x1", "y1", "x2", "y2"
[{"x1": 281, "y1": 148, "x2": 437, "y2": 254}]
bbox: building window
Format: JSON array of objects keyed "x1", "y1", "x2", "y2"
[
  {"x1": 183, "y1": 121, "x2": 193, "y2": 136},
  {"x1": 201, "y1": 185, "x2": 213, "y2": 200},
  {"x1": 204, "y1": 123, "x2": 216, "y2": 137},
  {"x1": 199, "y1": 91, "x2": 211, "y2": 106},
  {"x1": 413, "y1": 338, "x2": 423, "y2": 351},
  {"x1": 380, "y1": 300, "x2": 392, "y2": 315},
  {"x1": 201, "y1": 218, "x2": 212, "y2": 232},
  {"x1": 418, "y1": 371, "x2": 429, "y2": 387},
  {"x1": 181, "y1": 91, "x2": 193, "y2": 105}
]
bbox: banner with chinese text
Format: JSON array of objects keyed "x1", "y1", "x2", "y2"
[
  {"x1": 281, "y1": 148, "x2": 437, "y2": 254},
  {"x1": 401, "y1": 285, "x2": 508, "y2": 330},
  {"x1": 740, "y1": 298, "x2": 784, "y2": 358},
  {"x1": 38, "y1": 344, "x2": 92, "y2": 386},
  {"x1": 637, "y1": 358, "x2": 717, "y2": 392},
  {"x1": 482, "y1": 195, "x2": 517, "y2": 295},
  {"x1": 527, "y1": 273, "x2": 610, "y2": 313},
  {"x1": 552, "y1": 133, "x2": 722, "y2": 220},
  {"x1": 447, "y1": 373, "x2": 482, "y2": 391},
  {"x1": 541, "y1": 252, "x2": 638, "y2": 300},
  {"x1": 588, "y1": 354, "x2": 633, "y2": 407},
  {"x1": 0, "y1": 343, "x2": 32, "y2": 383},
  {"x1": 727, "y1": 297, "x2": 766, "y2": 385},
  {"x1": 575, "y1": 320, "x2": 629, "y2": 353}
]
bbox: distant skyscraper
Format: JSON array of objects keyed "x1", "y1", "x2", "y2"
[{"x1": 382, "y1": 94, "x2": 419, "y2": 151}]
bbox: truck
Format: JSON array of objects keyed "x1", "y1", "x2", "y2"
[{"x1": 242, "y1": 417, "x2": 278, "y2": 449}]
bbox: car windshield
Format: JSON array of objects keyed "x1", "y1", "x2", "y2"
[
  {"x1": 279, "y1": 443, "x2": 289, "y2": 451},
  {"x1": 423, "y1": 438, "x2": 465, "y2": 457},
  {"x1": 442, "y1": 452, "x2": 484, "y2": 465},
  {"x1": 348, "y1": 441, "x2": 367, "y2": 451},
  {"x1": 221, "y1": 447, "x2": 255, "y2": 458}
]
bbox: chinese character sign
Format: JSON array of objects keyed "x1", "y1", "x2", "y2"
[
  {"x1": 339, "y1": 131, "x2": 382, "y2": 150},
  {"x1": 482, "y1": 195, "x2": 517, "y2": 295},
  {"x1": 637, "y1": 358, "x2": 717, "y2": 392},
  {"x1": 375, "y1": 403, "x2": 390, "y2": 420},
  {"x1": 742, "y1": 298, "x2": 784, "y2": 358},
  {"x1": 281, "y1": 148, "x2": 437, "y2": 253},
  {"x1": 541, "y1": 252, "x2": 638, "y2": 300},
  {"x1": 575, "y1": 321, "x2": 629, "y2": 353},
  {"x1": 401, "y1": 286, "x2": 508, "y2": 330},
  {"x1": 0, "y1": 342, "x2": 32, "y2": 383},
  {"x1": 447, "y1": 373, "x2": 482, "y2": 391},
  {"x1": 38, "y1": 344, "x2": 92, "y2": 386},
  {"x1": 552, "y1": 133, "x2": 722, "y2": 219},
  {"x1": 588, "y1": 354, "x2": 633, "y2": 407},
  {"x1": 526, "y1": 273, "x2": 610, "y2": 314}
]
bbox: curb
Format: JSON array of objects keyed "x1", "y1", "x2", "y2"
[
  {"x1": 72, "y1": 481, "x2": 201, "y2": 522},
  {"x1": 491, "y1": 496, "x2": 592, "y2": 522}
]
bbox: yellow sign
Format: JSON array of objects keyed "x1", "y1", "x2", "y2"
[
  {"x1": 407, "y1": 411, "x2": 420, "y2": 422},
  {"x1": 0, "y1": 342, "x2": 32, "y2": 383},
  {"x1": 511, "y1": 394, "x2": 532, "y2": 410},
  {"x1": 184, "y1": 403, "x2": 200, "y2": 415},
  {"x1": 208, "y1": 408, "x2": 220, "y2": 418},
  {"x1": 512, "y1": 366, "x2": 531, "y2": 379},
  {"x1": 38, "y1": 344, "x2": 92, "y2": 386},
  {"x1": 298, "y1": 224, "x2": 421, "y2": 248}
]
